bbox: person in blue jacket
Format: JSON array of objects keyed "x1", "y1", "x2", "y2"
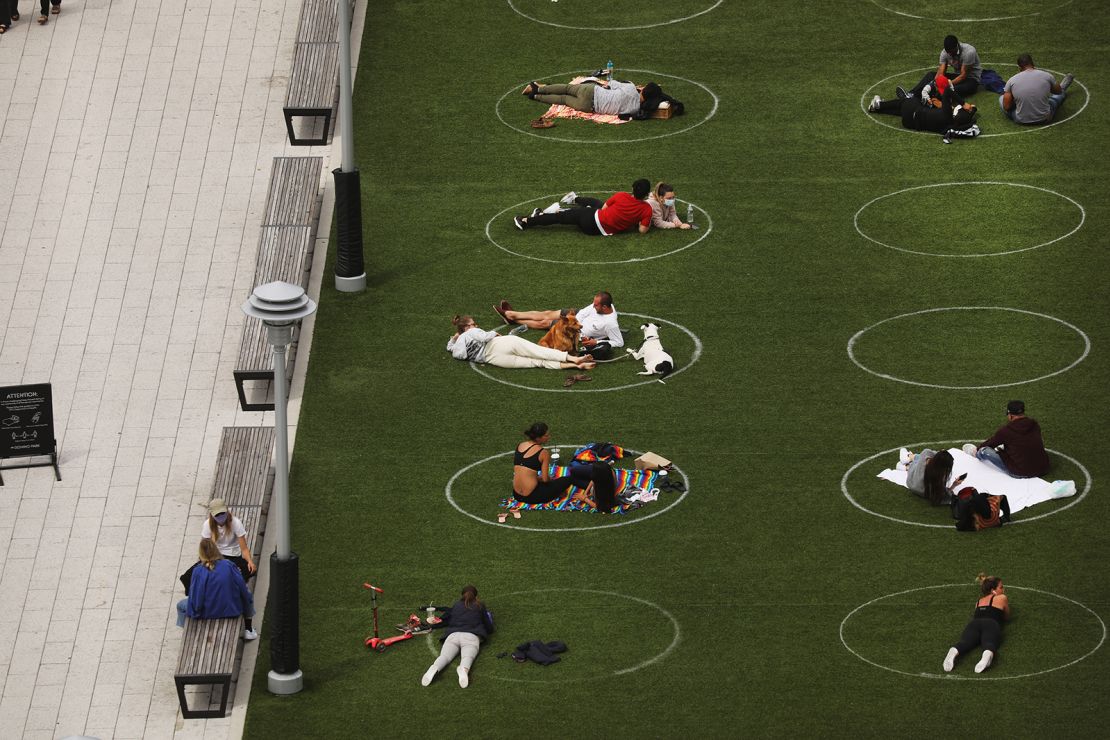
[
  {"x1": 421, "y1": 585, "x2": 494, "y2": 688},
  {"x1": 176, "y1": 538, "x2": 258, "y2": 640}
]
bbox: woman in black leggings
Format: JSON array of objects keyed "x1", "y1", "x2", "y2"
[
  {"x1": 943, "y1": 573, "x2": 1010, "y2": 674},
  {"x1": 511, "y1": 422, "x2": 610, "y2": 506}
]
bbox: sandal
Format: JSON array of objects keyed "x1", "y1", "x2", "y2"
[
  {"x1": 530, "y1": 118, "x2": 555, "y2": 129},
  {"x1": 37, "y1": 15, "x2": 47, "y2": 24},
  {"x1": 571, "y1": 373, "x2": 592, "y2": 383},
  {"x1": 0, "y1": 26, "x2": 6, "y2": 34},
  {"x1": 563, "y1": 376, "x2": 577, "y2": 388},
  {"x1": 10, "y1": 11, "x2": 17, "y2": 19},
  {"x1": 51, "y1": 4, "x2": 60, "y2": 13}
]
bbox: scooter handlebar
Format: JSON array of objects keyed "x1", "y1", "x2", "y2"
[{"x1": 363, "y1": 583, "x2": 384, "y2": 593}]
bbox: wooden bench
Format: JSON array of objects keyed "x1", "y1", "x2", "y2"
[
  {"x1": 283, "y1": 0, "x2": 350, "y2": 145},
  {"x1": 175, "y1": 427, "x2": 275, "y2": 719},
  {"x1": 234, "y1": 157, "x2": 322, "y2": 412}
]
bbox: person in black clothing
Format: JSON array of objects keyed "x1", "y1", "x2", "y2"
[
  {"x1": 943, "y1": 573, "x2": 1010, "y2": 674},
  {"x1": 867, "y1": 75, "x2": 978, "y2": 135},
  {"x1": 421, "y1": 585, "x2": 494, "y2": 688}
]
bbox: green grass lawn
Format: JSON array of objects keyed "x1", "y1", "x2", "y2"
[{"x1": 244, "y1": 0, "x2": 1110, "y2": 736}]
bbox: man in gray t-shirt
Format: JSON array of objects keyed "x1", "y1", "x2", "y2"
[
  {"x1": 1002, "y1": 53, "x2": 1074, "y2": 125},
  {"x1": 525, "y1": 79, "x2": 644, "y2": 117},
  {"x1": 907, "y1": 34, "x2": 981, "y2": 100}
]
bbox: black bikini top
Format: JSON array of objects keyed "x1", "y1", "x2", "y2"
[{"x1": 513, "y1": 443, "x2": 543, "y2": 471}]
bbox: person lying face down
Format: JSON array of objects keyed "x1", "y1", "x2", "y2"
[
  {"x1": 513, "y1": 179, "x2": 653, "y2": 236},
  {"x1": 446, "y1": 315, "x2": 595, "y2": 370},
  {"x1": 648, "y1": 182, "x2": 693, "y2": 230}
]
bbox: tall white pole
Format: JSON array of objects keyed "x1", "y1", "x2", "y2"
[
  {"x1": 267, "y1": 324, "x2": 293, "y2": 559},
  {"x1": 337, "y1": 0, "x2": 355, "y2": 173}
]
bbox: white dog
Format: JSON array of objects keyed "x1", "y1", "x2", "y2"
[{"x1": 627, "y1": 323, "x2": 674, "y2": 382}]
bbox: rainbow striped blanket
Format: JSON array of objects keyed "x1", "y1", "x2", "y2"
[{"x1": 500, "y1": 466, "x2": 660, "y2": 514}]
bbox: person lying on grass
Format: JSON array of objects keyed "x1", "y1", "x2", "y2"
[
  {"x1": 494, "y1": 291, "x2": 623, "y2": 359},
  {"x1": 421, "y1": 585, "x2": 494, "y2": 689},
  {"x1": 898, "y1": 448, "x2": 960, "y2": 505},
  {"x1": 648, "y1": 181, "x2": 693, "y2": 230},
  {"x1": 513, "y1": 179, "x2": 653, "y2": 236},
  {"x1": 867, "y1": 74, "x2": 979, "y2": 137},
  {"x1": 943, "y1": 573, "x2": 1010, "y2": 674},
  {"x1": 522, "y1": 77, "x2": 661, "y2": 119},
  {"x1": 447, "y1": 315, "x2": 595, "y2": 370}
]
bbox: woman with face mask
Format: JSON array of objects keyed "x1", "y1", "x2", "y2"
[
  {"x1": 648, "y1": 182, "x2": 692, "y2": 230},
  {"x1": 201, "y1": 498, "x2": 257, "y2": 581}
]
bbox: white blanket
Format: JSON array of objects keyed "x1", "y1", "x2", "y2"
[{"x1": 877, "y1": 447, "x2": 1075, "y2": 515}]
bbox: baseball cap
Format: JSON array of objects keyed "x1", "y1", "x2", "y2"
[
  {"x1": 935, "y1": 74, "x2": 950, "y2": 95},
  {"x1": 208, "y1": 498, "x2": 229, "y2": 516},
  {"x1": 1006, "y1": 400, "x2": 1025, "y2": 415}
]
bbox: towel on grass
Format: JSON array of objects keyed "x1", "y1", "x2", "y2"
[
  {"x1": 500, "y1": 466, "x2": 660, "y2": 514},
  {"x1": 541, "y1": 77, "x2": 632, "y2": 126},
  {"x1": 877, "y1": 447, "x2": 1076, "y2": 514}
]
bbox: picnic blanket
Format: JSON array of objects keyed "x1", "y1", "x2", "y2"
[
  {"x1": 500, "y1": 466, "x2": 660, "y2": 514},
  {"x1": 877, "y1": 447, "x2": 1076, "y2": 515},
  {"x1": 541, "y1": 76, "x2": 631, "y2": 126}
]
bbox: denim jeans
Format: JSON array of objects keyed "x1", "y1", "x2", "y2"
[
  {"x1": 976, "y1": 446, "x2": 1016, "y2": 476},
  {"x1": 1000, "y1": 93, "x2": 1066, "y2": 123}
]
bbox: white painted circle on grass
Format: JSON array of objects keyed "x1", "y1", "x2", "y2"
[
  {"x1": 445, "y1": 445, "x2": 690, "y2": 532},
  {"x1": 867, "y1": 0, "x2": 1073, "y2": 22},
  {"x1": 470, "y1": 312, "x2": 702, "y2": 393},
  {"x1": 847, "y1": 307, "x2": 1090, "y2": 389},
  {"x1": 840, "y1": 440, "x2": 1091, "y2": 528},
  {"x1": 860, "y1": 64, "x2": 1089, "y2": 137},
  {"x1": 425, "y1": 588, "x2": 681, "y2": 682},
  {"x1": 486, "y1": 192, "x2": 714, "y2": 265},
  {"x1": 854, "y1": 182, "x2": 1085, "y2": 257},
  {"x1": 507, "y1": 0, "x2": 723, "y2": 30},
  {"x1": 841, "y1": 583, "x2": 1104, "y2": 680},
  {"x1": 496, "y1": 69, "x2": 719, "y2": 144}
]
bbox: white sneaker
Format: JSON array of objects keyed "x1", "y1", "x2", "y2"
[
  {"x1": 868, "y1": 95, "x2": 881, "y2": 112},
  {"x1": 542, "y1": 202, "x2": 562, "y2": 214},
  {"x1": 943, "y1": 647, "x2": 958, "y2": 672},
  {"x1": 457, "y1": 667, "x2": 469, "y2": 688},
  {"x1": 899, "y1": 448, "x2": 914, "y2": 465},
  {"x1": 243, "y1": 628, "x2": 258, "y2": 641},
  {"x1": 962, "y1": 443, "x2": 977, "y2": 457},
  {"x1": 560, "y1": 191, "x2": 577, "y2": 204},
  {"x1": 421, "y1": 666, "x2": 437, "y2": 686},
  {"x1": 974, "y1": 650, "x2": 993, "y2": 673}
]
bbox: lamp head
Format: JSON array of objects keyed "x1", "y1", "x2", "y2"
[{"x1": 242, "y1": 281, "x2": 317, "y2": 325}]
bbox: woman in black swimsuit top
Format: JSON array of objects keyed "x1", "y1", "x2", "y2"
[
  {"x1": 943, "y1": 573, "x2": 1011, "y2": 674},
  {"x1": 511, "y1": 422, "x2": 578, "y2": 504}
]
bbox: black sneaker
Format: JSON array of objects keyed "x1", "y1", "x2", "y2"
[
  {"x1": 513, "y1": 216, "x2": 526, "y2": 231},
  {"x1": 895, "y1": 86, "x2": 909, "y2": 99}
]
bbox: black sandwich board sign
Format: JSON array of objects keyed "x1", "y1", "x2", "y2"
[{"x1": 0, "y1": 383, "x2": 61, "y2": 485}]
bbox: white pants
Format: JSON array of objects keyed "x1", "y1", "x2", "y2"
[
  {"x1": 482, "y1": 335, "x2": 570, "y2": 370},
  {"x1": 431, "y1": 632, "x2": 480, "y2": 672}
]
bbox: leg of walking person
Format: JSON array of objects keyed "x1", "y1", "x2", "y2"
[{"x1": 38, "y1": 0, "x2": 48, "y2": 21}]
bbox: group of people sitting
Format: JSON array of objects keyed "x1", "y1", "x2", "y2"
[
  {"x1": 513, "y1": 179, "x2": 694, "y2": 236},
  {"x1": 899, "y1": 400, "x2": 1048, "y2": 531},
  {"x1": 447, "y1": 290, "x2": 626, "y2": 371},
  {"x1": 867, "y1": 34, "x2": 1075, "y2": 138}
]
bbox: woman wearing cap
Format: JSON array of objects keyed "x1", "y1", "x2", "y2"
[
  {"x1": 648, "y1": 182, "x2": 693, "y2": 230},
  {"x1": 942, "y1": 573, "x2": 1010, "y2": 674},
  {"x1": 202, "y1": 499, "x2": 256, "y2": 580},
  {"x1": 421, "y1": 585, "x2": 494, "y2": 688},
  {"x1": 447, "y1": 315, "x2": 596, "y2": 370},
  {"x1": 176, "y1": 538, "x2": 258, "y2": 641}
]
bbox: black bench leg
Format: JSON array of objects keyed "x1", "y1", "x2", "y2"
[{"x1": 176, "y1": 675, "x2": 233, "y2": 719}]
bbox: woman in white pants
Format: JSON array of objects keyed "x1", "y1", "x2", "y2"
[
  {"x1": 421, "y1": 585, "x2": 494, "y2": 688},
  {"x1": 447, "y1": 315, "x2": 595, "y2": 370}
]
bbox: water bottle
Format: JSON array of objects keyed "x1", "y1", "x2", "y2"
[
  {"x1": 686, "y1": 202, "x2": 697, "y2": 229},
  {"x1": 606, "y1": 60, "x2": 614, "y2": 78}
]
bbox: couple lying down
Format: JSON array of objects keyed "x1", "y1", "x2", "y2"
[{"x1": 447, "y1": 315, "x2": 596, "y2": 370}]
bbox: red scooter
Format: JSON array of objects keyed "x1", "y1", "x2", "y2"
[{"x1": 363, "y1": 583, "x2": 439, "y2": 652}]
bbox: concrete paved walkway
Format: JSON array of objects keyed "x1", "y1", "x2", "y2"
[{"x1": 0, "y1": 0, "x2": 356, "y2": 736}]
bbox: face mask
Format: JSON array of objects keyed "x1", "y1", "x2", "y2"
[
  {"x1": 214, "y1": 513, "x2": 229, "y2": 525},
  {"x1": 664, "y1": 198, "x2": 675, "y2": 207}
]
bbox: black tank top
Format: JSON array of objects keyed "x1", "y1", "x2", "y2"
[
  {"x1": 514, "y1": 443, "x2": 543, "y2": 471},
  {"x1": 973, "y1": 594, "x2": 1006, "y2": 623}
]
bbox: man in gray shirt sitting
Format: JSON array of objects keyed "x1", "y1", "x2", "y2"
[
  {"x1": 524, "y1": 78, "x2": 655, "y2": 119},
  {"x1": 905, "y1": 34, "x2": 982, "y2": 101},
  {"x1": 1001, "y1": 53, "x2": 1074, "y2": 125}
]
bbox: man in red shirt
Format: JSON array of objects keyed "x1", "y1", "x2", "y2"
[{"x1": 514, "y1": 179, "x2": 653, "y2": 236}]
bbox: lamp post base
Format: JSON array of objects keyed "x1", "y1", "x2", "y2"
[
  {"x1": 335, "y1": 273, "x2": 366, "y2": 292},
  {"x1": 267, "y1": 669, "x2": 303, "y2": 695}
]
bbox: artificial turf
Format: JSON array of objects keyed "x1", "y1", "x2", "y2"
[{"x1": 243, "y1": 0, "x2": 1110, "y2": 736}]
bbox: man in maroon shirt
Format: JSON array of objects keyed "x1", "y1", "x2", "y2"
[
  {"x1": 513, "y1": 179, "x2": 653, "y2": 236},
  {"x1": 964, "y1": 400, "x2": 1050, "y2": 478}
]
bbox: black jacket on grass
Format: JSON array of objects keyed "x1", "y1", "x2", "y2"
[{"x1": 437, "y1": 600, "x2": 495, "y2": 642}]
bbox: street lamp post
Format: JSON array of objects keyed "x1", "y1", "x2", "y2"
[
  {"x1": 333, "y1": 0, "x2": 366, "y2": 293},
  {"x1": 242, "y1": 281, "x2": 317, "y2": 695}
]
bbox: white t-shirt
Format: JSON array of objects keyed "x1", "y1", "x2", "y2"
[
  {"x1": 201, "y1": 516, "x2": 247, "y2": 557},
  {"x1": 576, "y1": 304, "x2": 624, "y2": 347}
]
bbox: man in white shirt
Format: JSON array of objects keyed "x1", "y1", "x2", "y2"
[{"x1": 495, "y1": 291, "x2": 624, "y2": 359}]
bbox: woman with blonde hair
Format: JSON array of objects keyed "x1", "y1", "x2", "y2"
[
  {"x1": 447, "y1": 315, "x2": 595, "y2": 370},
  {"x1": 421, "y1": 585, "x2": 494, "y2": 688},
  {"x1": 943, "y1": 573, "x2": 1010, "y2": 673},
  {"x1": 201, "y1": 498, "x2": 256, "y2": 580},
  {"x1": 176, "y1": 539, "x2": 258, "y2": 640}
]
